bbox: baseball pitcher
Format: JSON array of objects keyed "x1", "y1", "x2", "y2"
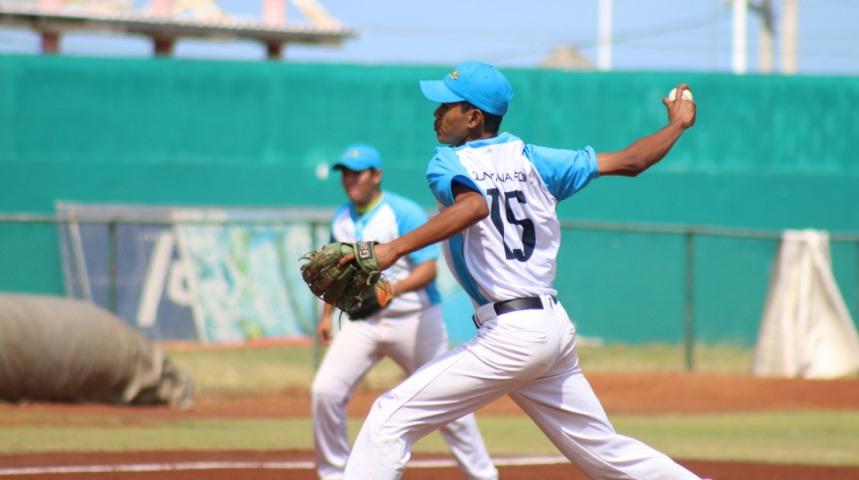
[{"x1": 336, "y1": 63, "x2": 705, "y2": 479}]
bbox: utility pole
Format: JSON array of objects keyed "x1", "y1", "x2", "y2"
[
  {"x1": 732, "y1": 0, "x2": 748, "y2": 74},
  {"x1": 753, "y1": 0, "x2": 774, "y2": 73},
  {"x1": 781, "y1": 0, "x2": 798, "y2": 74},
  {"x1": 597, "y1": 0, "x2": 612, "y2": 71}
]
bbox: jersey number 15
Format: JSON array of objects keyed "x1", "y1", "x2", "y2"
[{"x1": 487, "y1": 188, "x2": 535, "y2": 262}]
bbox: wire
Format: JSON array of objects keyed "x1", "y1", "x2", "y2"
[
  {"x1": 476, "y1": 9, "x2": 732, "y2": 65},
  {"x1": 343, "y1": 6, "x2": 733, "y2": 65}
]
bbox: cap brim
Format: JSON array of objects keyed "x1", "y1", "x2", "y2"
[
  {"x1": 332, "y1": 160, "x2": 373, "y2": 171},
  {"x1": 420, "y1": 80, "x2": 465, "y2": 104}
]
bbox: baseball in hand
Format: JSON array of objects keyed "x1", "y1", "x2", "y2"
[{"x1": 667, "y1": 87, "x2": 694, "y2": 102}]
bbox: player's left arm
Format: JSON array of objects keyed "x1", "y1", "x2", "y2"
[{"x1": 597, "y1": 83, "x2": 696, "y2": 177}]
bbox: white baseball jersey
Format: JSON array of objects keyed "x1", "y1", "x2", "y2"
[
  {"x1": 330, "y1": 191, "x2": 441, "y2": 317},
  {"x1": 343, "y1": 133, "x2": 703, "y2": 480},
  {"x1": 426, "y1": 132, "x2": 598, "y2": 305}
]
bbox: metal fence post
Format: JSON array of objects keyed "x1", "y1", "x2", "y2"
[
  {"x1": 684, "y1": 230, "x2": 696, "y2": 371},
  {"x1": 108, "y1": 219, "x2": 118, "y2": 314},
  {"x1": 310, "y1": 221, "x2": 322, "y2": 369}
]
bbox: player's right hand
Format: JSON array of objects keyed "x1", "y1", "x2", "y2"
[
  {"x1": 663, "y1": 83, "x2": 696, "y2": 130},
  {"x1": 317, "y1": 315, "x2": 333, "y2": 346},
  {"x1": 336, "y1": 241, "x2": 399, "y2": 272}
]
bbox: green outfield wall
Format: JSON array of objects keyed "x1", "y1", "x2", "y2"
[{"x1": 1, "y1": 55, "x2": 857, "y2": 345}]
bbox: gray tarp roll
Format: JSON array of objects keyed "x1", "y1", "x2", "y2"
[{"x1": 0, "y1": 294, "x2": 193, "y2": 407}]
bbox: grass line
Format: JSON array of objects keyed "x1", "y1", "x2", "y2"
[
  {"x1": 2, "y1": 411, "x2": 857, "y2": 466},
  {"x1": 164, "y1": 343, "x2": 755, "y2": 395}
]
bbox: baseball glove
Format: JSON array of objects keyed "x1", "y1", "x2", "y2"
[
  {"x1": 345, "y1": 282, "x2": 395, "y2": 320},
  {"x1": 299, "y1": 241, "x2": 393, "y2": 315}
]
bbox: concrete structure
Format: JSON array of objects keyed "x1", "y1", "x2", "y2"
[{"x1": 0, "y1": 0, "x2": 356, "y2": 59}]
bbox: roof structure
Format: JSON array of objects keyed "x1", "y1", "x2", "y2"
[{"x1": 0, "y1": 1, "x2": 357, "y2": 58}]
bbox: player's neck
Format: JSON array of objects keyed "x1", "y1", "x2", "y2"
[
  {"x1": 463, "y1": 129, "x2": 497, "y2": 144},
  {"x1": 354, "y1": 191, "x2": 383, "y2": 215}
]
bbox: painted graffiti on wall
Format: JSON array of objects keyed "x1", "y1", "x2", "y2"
[{"x1": 58, "y1": 204, "x2": 326, "y2": 342}]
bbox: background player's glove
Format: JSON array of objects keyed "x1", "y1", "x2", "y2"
[
  {"x1": 344, "y1": 282, "x2": 394, "y2": 320},
  {"x1": 299, "y1": 241, "x2": 392, "y2": 314}
]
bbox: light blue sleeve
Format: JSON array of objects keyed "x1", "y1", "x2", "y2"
[
  {"x1": 387, "y1": 194, "x2": 439, "y2": 265},
  {"x1": 525, "y1": 144, "x2": 599, "y2": 201},
  {"x1": 426, "y1": 148, "x2": 486, "y2": 207}
]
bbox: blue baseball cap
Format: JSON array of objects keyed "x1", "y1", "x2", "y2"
[
  {"x1": 332, "y1": 144, "x2": 382, "y2": 171},
  {"x1": 419, "y1": 61, "x2": 513, "y2": 116}
]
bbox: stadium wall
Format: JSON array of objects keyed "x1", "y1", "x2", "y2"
[{"x1": 1, "y1": 55, "x2": 857, "y2": 345}]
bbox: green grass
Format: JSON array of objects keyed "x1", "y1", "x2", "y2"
[
  {"x1": 166, "y1": 344, "x2": 408, "y2": 395},
  {"x1": 612, "y1": 411, "x2": 859, "y2": 466},
  {"x1": 578, "y1": 343, "x2": 754, "y2": 374},
  {"x1": 164, "y1": 343, "x2": 755, "y2": 394},
  {"x1": 165, "y1": 346, "x2": 318, "y2": 395},
  {"x1": 3, "y1": 411, "x2": 858, "y2": 466}
]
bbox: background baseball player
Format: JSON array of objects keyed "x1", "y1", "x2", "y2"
[
  {"x1": 310, "y1": 144, "x2": 497, "y2": 480},
  {"x1": 341, "y1": 62, "x2": 705, "y2": 479}
]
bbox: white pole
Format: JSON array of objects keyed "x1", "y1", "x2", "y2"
[
  {"x1": 597, "y1": 0, "x2": 613, "y2": 71},
  {"x1": 732, "y1": 0, "x2": 748, "y2": 74},
  {"x1": 781, "y1": 0, "x2": 799, "y2": 74}
]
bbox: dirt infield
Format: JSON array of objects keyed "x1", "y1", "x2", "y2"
[
  {"x1": 5, "y1": 372, "x2": 856, "y2": 419},
  {"x1": 3, "y1": 450, "x2": 859, "y2": 480},
  {"x1": 2, "y1": 373, "x2": 858, "y2": 479}
]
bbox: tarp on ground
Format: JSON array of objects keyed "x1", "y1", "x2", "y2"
[{"x1": 0, "y1": 294, "x2": 193, "y2": 406}]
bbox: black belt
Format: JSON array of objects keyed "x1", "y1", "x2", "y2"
[
  {"x1": 493, "y1": 296, "x2": 546, "y2": 316},
  {"x1": 472, "y1": 296, "x2": 557, "y2": 328}
]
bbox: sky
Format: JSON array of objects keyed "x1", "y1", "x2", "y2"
[{"x1": 0, "y1": 0, "x2": 857, "y2": 75}]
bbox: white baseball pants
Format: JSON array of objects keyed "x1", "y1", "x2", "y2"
[
  {"x1": 343, "y1": 296, "x2": 703, "y2": 480},
  {"x1": 311, "y1": 304, "x2": 497, "y2": 480}
]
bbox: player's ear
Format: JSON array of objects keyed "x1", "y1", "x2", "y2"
[{"x1": 466, "y1": 108, "x2": 484, "y2": 130}]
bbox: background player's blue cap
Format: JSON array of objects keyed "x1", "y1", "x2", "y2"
[
  {"x1": 419, "y1": 61, "x2": 513, "y2": 116},
  {"x1": 332, "y1": 144, "x2": 383, "y2": 171}
]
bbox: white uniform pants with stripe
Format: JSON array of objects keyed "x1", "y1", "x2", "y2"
[
  {"x1": 343, "y1": 297, "x2": 703, "y2": 480},
  {"x1": 311, "y1": 304, "x2": 497, "y2": 480}
]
